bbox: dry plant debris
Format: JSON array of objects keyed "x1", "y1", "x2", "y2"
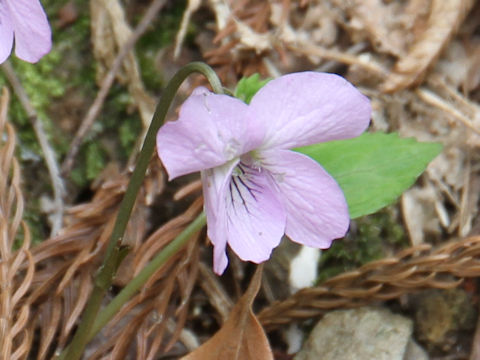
[
  {"x1": 0, "y1": 87, "x2": 34, "y2": 360},
  {"x1": 3, "y1": 0, "x2": 480, "y2": 358},
  {"x1": 181, "y1": 265, "x2": 273, "y2": 360},
  {"x1": 382, "y1": 0, "x2": 475, "y2": 92},
  {"x1": 89, "y1": 0, "x2": 157, "y2": 129},
  {"x1": 258, "y1": 235, "x2": 480, "y2": 330}
]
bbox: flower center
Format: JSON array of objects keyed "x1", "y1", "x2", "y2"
[{"x1": 228, "y1": 156, "x2": 263, "y2": 214}]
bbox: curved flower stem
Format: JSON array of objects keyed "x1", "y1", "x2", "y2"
[
  {"x1": 57, "y1": 62, "x2": 222, "y2": 360},
  {"x1": 88, "y1": 212, "x2": 206, "y2": 342}
]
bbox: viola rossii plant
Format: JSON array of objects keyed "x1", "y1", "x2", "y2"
[{"x1": 40, "y1": 62, "x2": 440, "y2": 359}]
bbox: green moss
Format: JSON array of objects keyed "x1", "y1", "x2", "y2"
[
  {"x1": 1, "y1": 0, "x2": 188, "y2": 243},
  {"x1": 21, "y1": 205, "x2": 47, "y2": 247},
  {"x1": 119, "y1": 116, "x2": 142, "y2": 151},
  {"x1": 70, "y1": 142, "x2": 105, "y2": 187},
  {"x1": 136, "y1": 0, "x2": 188, "y2": 92},
  {"x1": 414, "y1": 289, "x2": 477, "y2": 349},
  {"x1": 317, "y1": 206, "x2": 407, "y2": 283},
  {"x1": 86, "y1": 142, "x2": 107, "y2": 180},
  {"x1": 0, "y1": 0, "x2": 95, "y2": 242}
]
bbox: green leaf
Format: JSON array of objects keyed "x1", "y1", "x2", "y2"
[
  {"x1": 234, "y1": 73, "x2": 270, "y2": 104},
  {"x1": 295, "y1": 132, "x2": 442, "y2": 219}
]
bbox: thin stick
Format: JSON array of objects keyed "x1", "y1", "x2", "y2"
[
  {"x1": 1, "y1": 61, "x2": 65, "y2": 237},
  {"x1": 288, "y1": 43, "x2": 388, "y2": 76},
  {"x1": 61, "y1": 0, "x2": 167, "y2": 175},
  {"x1": 416, "y1": 87, "x2": 480, "y2": 136}
]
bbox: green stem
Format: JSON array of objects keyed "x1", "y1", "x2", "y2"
[
  {"x1": 88, "y1": 212, "x2": 206, "y2": 341},
  {"x1": 58, "y1": 63, "x2": 222, "y2": 360}
]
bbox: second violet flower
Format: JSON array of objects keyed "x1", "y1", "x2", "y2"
[
  {"x1": 157, "y1": 72, "x2": 371, "y2": 275},
  {"x1": 0, "y1": 0, "x2": 51, "y2": 63}
]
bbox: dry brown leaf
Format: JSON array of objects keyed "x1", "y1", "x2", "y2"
[
  {"x1": 331, "y1": 0, "x2": 407, "y2": 56},
  {"x1": 382, "y1": 0, "x2": 475, "y2": 92},
  {"x1": 181, "y1": 264, "x2": 273, "y2": 360}
]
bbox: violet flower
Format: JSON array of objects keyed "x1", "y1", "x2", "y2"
[
  {"x1": 157, "y1": 72, "x2": 371, "y2": 274},
  {"x1": 0, "y1": 0, "x2": 52, "y2": 63}
]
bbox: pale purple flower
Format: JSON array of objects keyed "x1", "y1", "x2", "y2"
[
  {"x1": 0, "y1": 0, "x2": 52, "y2": 63},
  {"x1": 157, "y1": 72, "x2": 371, "y2": 274}
]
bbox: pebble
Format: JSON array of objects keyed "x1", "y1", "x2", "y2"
[{"x1": 294, "y1": 306, "x2": 426, "y2": 360}]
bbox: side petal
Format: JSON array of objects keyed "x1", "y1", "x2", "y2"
[
  {"x1": 5, "y1": 0, "x2": 51, "y2": 63},
  {"x1": 0, "y1": 4, "x2": 14, "y2": 64},
  {"x1": 201, "y1": 160, "x2": 238, "y2": 275},
  {"x1": 157, "y1": 87, "x2": 264, "y2": 180},
  {"x1": 249, "y1": 72, "x2": 371, "y2": 150},
  {"x1": 262, "y1": 149, "x2": 349, "y2": 248},
  {"x1": 202, "y1": 159, "x2": 286, "y2": 274}
]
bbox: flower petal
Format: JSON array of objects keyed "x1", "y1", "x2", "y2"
[
  {"x1": 201, "y1": 161, "x2": 237, "y2": 275},
  {"x1": 262, "y1": 149, "x2": 349, "y2": 248},
  {"x1": 157, "y1": 87, "x2": 264, "y2": 180},
  {"x1": 0, "y1": 4, "x2": 14, "y2": 64},
  {"x1": 202, "y1": 158, "x2": 286, "y2": 274},
  {"x1": 249, "y1": 72, "x2": 371, "y2": 150},
  {"x1": 5, "y1": 0, "x2": 51, "y2": 63}
]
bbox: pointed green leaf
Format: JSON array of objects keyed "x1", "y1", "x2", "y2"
[
  {"x1": 295, "y1": 133, "x2": 442, "y2": 219},
  {"x1": 234, "y1": 73, "x2": 270, "y2": 104}
]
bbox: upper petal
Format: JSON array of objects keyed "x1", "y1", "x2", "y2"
[
  {"x1": 0, "y1": 4, "x2": 14, "y2": 64},
  {"x1": 5, "y1": 0, "x2": 51, "y2": 63},
  {"x1": 157, "y1": 87, "x2": 265, "y2": 180},
  {"x1": 262, "y1": 149, "x2": 349, "y2": 248},
  {"x1": 249, "y1": 72, "x2": 371, "y2": 150},
  {"x1": 202, "y1": 158, "x2": 286, "y2": 274}
]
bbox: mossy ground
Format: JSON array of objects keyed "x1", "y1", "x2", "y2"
[
  {"x1": 5, "y1": 0, "x2": 410, "y2": 271},
  {"x1": 2, "y1": 0, "x2": 186, "y2": 243},
  {"x1": 317, "y1": 205, "x2": 407, "y2": 283}
]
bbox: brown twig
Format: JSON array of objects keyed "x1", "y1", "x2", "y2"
[
  {"x1": 61, "y1": 0, "x2": 167, "y2": 175},
  {"x1": 1, "y1": 61, "x2": 65, "y2": 237}
]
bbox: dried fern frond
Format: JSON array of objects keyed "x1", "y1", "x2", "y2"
[
  {"x1": 258, "y1": 236, "x2": 480, "y2": 330},
  {"x1": 87, "y1": 198, "x2": 202, "y2": 359},
  {"x1": 20, "y1": 151, "x2": 205, "y2": 358},
  {"x1": 0, "y1": 87, "x2": 35, "y2": 360},
  {"x1": 21, "y1": 159, "x2": 165, "y2": 358}
]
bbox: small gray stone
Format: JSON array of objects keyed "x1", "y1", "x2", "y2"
[
  {"x1": 404, "y1": 339, "x2": 429, "y2": 360},
  {"x1": 294, "y1": 307, "x2": 413, "y2": 360}
]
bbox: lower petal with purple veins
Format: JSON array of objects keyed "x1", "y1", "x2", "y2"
[{"x1": 202, "y1": 159, "x2": 286, "y2": 274}]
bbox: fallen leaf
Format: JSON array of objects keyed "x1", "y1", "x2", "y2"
[
  {"x1": 181, "y1": 264, "x2": 273, "y2": 360},
  {"x1": 382, "y1": 0, "x2": 474, "y2": 93}
]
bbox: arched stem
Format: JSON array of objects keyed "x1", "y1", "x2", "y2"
[{"x1": 57, "y1": 62, "x2": 222, "y2": 360}]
